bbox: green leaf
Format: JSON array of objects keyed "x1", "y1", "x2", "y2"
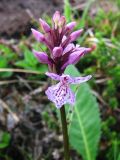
[
  {"x1": 0, "y1": 56, "x2": 13, "y2": 78},
  {"x1": 0, "y1": 56, "x2": 8, "y2": 68},
  {"x1": 76, "y1": 0, "x2": 95, "y2": 28},
  {"x1": 36, "y1": 65, "x2": 47, "y2": 73},
  {"x1": 117, "y1": 154, "x2": 120, "y2": 160},
  {"x1": 0, "y1": 132, "x2": 11, "y2": 149},
  {"x1": 65, "y1": 65, "x2": 101, "y2": 160},
  {"x1": 64, "y1": 0, "x2": 72, "y2": 22},
  {"x1": 15, "y1": 60, "x2": 29, "y2": 68},
  {"x1": 15, "y1": 45, "x2": 39, "y2": 70},
  {"x1": 21, "y1": 46, "x2": 38, "y2": 67}
]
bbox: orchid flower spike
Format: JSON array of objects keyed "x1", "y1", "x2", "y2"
[
  {"x1": 31, "y1": 11, "x2": 92, "y2": 74},
  {"x1": 45, "y1": 72, "x2": 92, "y2": 109}
]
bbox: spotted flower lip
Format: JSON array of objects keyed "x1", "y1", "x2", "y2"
[
  {"x1": 31, "y1": 11, "x2": 92, "y2": 74},
  {"x1": 45, "y1": 72, "x2": 92, "y2": 108}
]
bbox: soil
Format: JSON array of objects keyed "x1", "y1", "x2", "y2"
[
  {"x1": 0, "y1": 0, "x2": 118, "y2": 38},
  {"x1": 0, "y1": 0, "x2": 63, "y2": 38},
  {"x1": 0, "y1": 84, "x2": 81, "y2": 160}
]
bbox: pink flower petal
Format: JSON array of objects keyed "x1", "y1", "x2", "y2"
[
  {"x1": 67, "y1": 88, "x2": 75, "y2": 105},
  {"x1": 53, "y1": 11, "x2": 60, "y2": 22},
  {"x1": 61, "y1": 47, "x2": 91, "y2": 70},
  {"x1": 31, "y1": 28, "x2": 52, "y2": 50},
  {"x1": 53, "y1": 11, "x2": 61, "y2": 29},
  {"x1": 31, "y1": 28, "x2": 45, "y2": 42},
  {"x1": 65, "y1": 22, "x2": 76, "y2": 32},
  {"x1": 70, "y1": 75, "x2": 92, "y2": 84},
  {"x1": 39, "y1": 18, "x2": 51, "y2": 32},
  {"x1": 33, "y1": 50, "x2": 52, "y2": 65},
  {"x1": 69, "y1": 29, "x2": 83, "y2": 42},
  {"x1": 46, "y1": 72, "x2": 60, "y2": 81},
  {"x1": 62, "y1": 35, "x2": 67, "y2": 43},
  {"x1": 59, "y1": 16, "x2": 66, "y2": 27},
  {"x1": 45, "y1": 73, "x2": 91, "y2": 108},
  {"x1": 45, "y1": 83, "x2": 75, "y2": 108},
  {"x1": 53, "y1": 47, "x2": 63, "y2": 58},
  {"x1": 63, "y1": 43, "x2": 74, "y2": 55}
]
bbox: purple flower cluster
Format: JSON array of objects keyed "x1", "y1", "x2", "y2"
[
  {"x1": 31, "y1": 11, "x2": 91, "y2": 74},
  {"x1": 31, "y1": 11, "x2": 92, "y2": 108}
]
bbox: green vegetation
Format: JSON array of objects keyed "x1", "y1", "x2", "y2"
[{"x1": 0, "y1": 0, "x2": 120, "y2": 159}]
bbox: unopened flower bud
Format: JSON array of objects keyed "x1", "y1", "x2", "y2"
[
  {"x1": 53, "y1": 47, "x2": 63, "y2": 58},
  {"x1": 33, "y1": 50, "x2": 52, "y2": 65},
  {"x1": 39, "y1": 18, "x2": 51, "y2": 32},
  {"x1": 31, "y1": 28, "x2": 45, "y2": 42},
  {"x1": 59, "y1": 16, "x2": 66, "y2": 27},
  {"x1": 70, "y1": 29, "x2": 83, "y2": 42},
  {"x1": 66, "y1": 22, "x2": 76, "y2": 32},
  {"x1": 53, "y1": 11, "x2": 61, "y2": 29}
]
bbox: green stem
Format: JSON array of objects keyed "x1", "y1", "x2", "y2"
[{"x1": 60, "y1": 105, "x2": 70, "y2": 160}]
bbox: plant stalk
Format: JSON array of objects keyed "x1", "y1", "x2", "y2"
[{"x1": 60, "y1": 105, "x2": 70, "y2": 160}]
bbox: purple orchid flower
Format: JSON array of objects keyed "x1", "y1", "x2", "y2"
[
  {"x1": 31, "y1": 11, "x2": 92, "y2": 74},
  {"x1": 45, "y1": 72, "x2": 92, "y2": 108},
  {"x1": 31, "y1": 11, "x2": 93, "y2": 108}
]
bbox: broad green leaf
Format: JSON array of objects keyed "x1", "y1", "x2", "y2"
[{"x1": 65, "y1": 65, "x2": 101, "y2": 160}]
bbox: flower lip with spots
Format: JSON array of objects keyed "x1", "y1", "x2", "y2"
[{"x1": 45, "y1": 72, "x2": 92, "y2": 108}]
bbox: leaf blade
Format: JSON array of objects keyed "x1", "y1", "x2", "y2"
[{"x1": 65, "y1": 65, "x2": 101, "y2": 160}]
